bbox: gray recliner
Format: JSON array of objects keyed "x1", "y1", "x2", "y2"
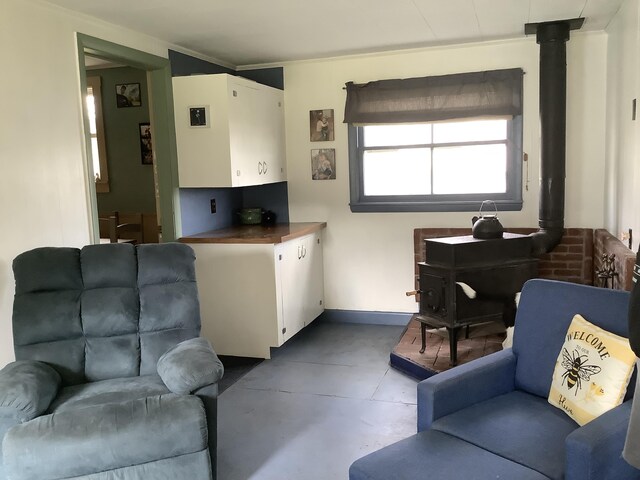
[{"x1": 0, "y1": 242, "x2": 223, "y2": 480}]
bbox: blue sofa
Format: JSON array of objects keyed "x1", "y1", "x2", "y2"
[
  {"x1": 350, "y1": 279, "x2": 640, "y2": 480},
  {"x1": 0, "y1": 243, "x2": 223, "y2": 480}
]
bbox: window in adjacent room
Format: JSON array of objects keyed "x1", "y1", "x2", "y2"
[
  {"x1": 86, "y1": 76, "x2": 110, "y2": 193},
  {"x1": 345, "y1": 68, "x2": 523, "y2": 212}
]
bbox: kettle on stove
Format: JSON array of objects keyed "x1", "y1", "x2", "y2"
[{"x1": 471, "y1": 200, "x2": 504, "y2": 240}]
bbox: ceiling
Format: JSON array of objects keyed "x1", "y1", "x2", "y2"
[{"x1": 45, "y1": 0, "x2": 624, "y2": 67}]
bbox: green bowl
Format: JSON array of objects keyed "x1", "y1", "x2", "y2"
[{"x1": 238, "y1": 208, "x2": 262, "y2": 225}]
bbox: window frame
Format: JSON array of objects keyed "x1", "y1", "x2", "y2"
[
  {"x1": 348, "y1": 115, "x2": 523, "y2": 212},
  {"x1": 86, "y1": 76, "x2": 110, "y2": 193}
]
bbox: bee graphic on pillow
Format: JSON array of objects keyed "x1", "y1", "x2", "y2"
[{"x1": 561, "y1": 348, "x2": 602, "y2": 395}]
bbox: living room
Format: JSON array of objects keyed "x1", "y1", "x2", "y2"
[{"x1": 1, "y1": 0, "x2": 640, "y2": 479}]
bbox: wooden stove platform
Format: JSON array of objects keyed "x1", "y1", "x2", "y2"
[{"x1": 390, "y1": 315, "x2": 506, "y2": 379}]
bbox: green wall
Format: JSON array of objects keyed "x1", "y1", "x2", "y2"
[{"x1": 90, "y1": 66, "x2": 156, "y2": 214}]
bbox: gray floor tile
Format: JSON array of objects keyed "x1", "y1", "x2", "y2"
[
  {"x1": 372, "y1": 368, "x2": 418, "y2": 405},
  {"x1": 270, "y1": 322, "x2": 404, "y2": 369},
  {"x1": 217, "y1": 321, "x2": 417, "y2": 480},
  {"x1": 236, "y1": 358, "x2": 388, "y2": 400},
  {"x1": 218, "y1": 387, "x2": 416, "y2": 480}
]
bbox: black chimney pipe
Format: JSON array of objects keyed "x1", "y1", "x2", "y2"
[{"x1": 527, "y1": 19, "x2": 583, "y2": 255}]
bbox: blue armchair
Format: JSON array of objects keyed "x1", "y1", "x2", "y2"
[
  {"x1": 0, "y1": 243, "x2": 223, "y2": 480},
  {"x1": 350, "y1": 279, "x2": 640, "y2": 480}
]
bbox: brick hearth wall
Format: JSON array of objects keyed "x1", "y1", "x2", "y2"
[{"x1": 413, "y1": 228, "x2": 595, "y2": 298}]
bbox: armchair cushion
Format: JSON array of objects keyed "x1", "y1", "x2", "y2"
[
  {"x1": 48, "y1": 375, "x2": 169, "y2": 413},
  {"x1": 3, "y1": 393, "x2": 208, "y2": 480},
  {"x1": 432, "y1": 390, "x2": 578, "y2": 480},
  {"x1": 157, "y1": 338, "x2": 224, "y2": 395},
  {"x1": 0, "y1": 361, "x2": 61, "y2": 422}
]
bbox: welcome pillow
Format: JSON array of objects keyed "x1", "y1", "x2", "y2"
[{"x1": 548, "y1": 314, "x2": 636, "y2": 426}]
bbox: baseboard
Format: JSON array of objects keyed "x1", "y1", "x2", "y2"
[{"x1": 317, "y1": 309, "x2": 413, "y2": 326}]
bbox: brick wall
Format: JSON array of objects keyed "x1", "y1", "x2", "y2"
[{"x1": 413, "y1": 228, "x2": 595, "y2": 298}]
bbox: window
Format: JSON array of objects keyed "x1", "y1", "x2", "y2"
[
  {"x1": 345, "y1": 69, "x2": 523, "y2": 212},
  {"x1": 86, "y1": 76, "x2": 109, "y2": 193}
]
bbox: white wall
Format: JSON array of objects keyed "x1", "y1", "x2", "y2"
[
  {"x1": 0, "y1": 0, "x2": 217, "y2": 368},
  {"x1": 605, "y1": 0, "x2": 640, "y2": 252},
  {"x1": 283, "y1": 33, "x2": 608, "y2": 314}
]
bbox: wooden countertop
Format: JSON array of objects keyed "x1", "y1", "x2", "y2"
[{"x1": 178, "y1": 222, "x2": 327, "y2": 244}]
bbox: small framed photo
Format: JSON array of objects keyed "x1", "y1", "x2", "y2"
[
  {"x1": 116, "y1": 83, "x2": 141, "y2": 108},
  {"x1": 189, "y1": 106, "x2": 209, "y2": 128},
  {"x1": 139, "y1": 123, "x2": 153, "y2": 165},
  {"x1": 310, "y1": 109, "x2": 334, "y2": 142},
  {"x1": 311, "y1": 149, "x2": 336, "y2": 180}
]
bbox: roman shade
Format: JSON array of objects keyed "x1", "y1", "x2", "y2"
[{"x1": 343, "y1": 68, "x2": 523, "y2": 125}]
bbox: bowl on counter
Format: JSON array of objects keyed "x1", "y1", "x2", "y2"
[{"x1": 237, "y1": 208, "x2": 263, "y2": 225}]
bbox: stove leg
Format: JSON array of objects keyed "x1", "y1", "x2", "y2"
[
  {"x1": 420, "y1": 322, "x2": 427, "y2": 354},
  {"x1": 447, "y1": 327, "x2": 459, "y2": 366}
]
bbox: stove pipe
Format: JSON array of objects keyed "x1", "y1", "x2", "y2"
[{"x1": 528, "y1": 20, "x2": 577, "y2": 255}]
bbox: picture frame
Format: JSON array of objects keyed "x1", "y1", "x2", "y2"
[
  {"x1": 116, "y1": 83, "x2": 141, "y2": 108},
  {"x1": 311, "y1": 149, "x2": 336, "y2": 180},
  {"x1": 310, "y1": 109, "x2": 334, "y2": 142},
  {"x1": 189, "y1": 106, "x2": 210, "y2": 128},
  {"x1": 139, "y1": 123, "x2": 153, "y2": 165}
]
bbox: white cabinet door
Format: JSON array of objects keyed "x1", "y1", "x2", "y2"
[
  {"x1": 278, "y1": 232, "x2": 325, "y2": 340},
  {"x1": 304, "y1": 232, "x2": 325, "y2": 324},
  {"x1": 228, "y1": 81, "x2": 262, "y2": 187},
  {"x1": 259, "y1": 87, "x2": 286, "y2": 184}
]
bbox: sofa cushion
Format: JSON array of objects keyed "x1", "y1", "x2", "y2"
[
  {"x1": 349, "y1": 430, "x2": 549, "y2": 480},
  {"x1": 4, "y1": 393, "x2": 208, "y2": 480},
  {"x1": 548, "y1": 314, "x2": 636, "y2": 426},
  {"x1": 432, "y1": 390, "x2": 578, "y2": 480},
  {"x1": 48, "y1": 375, "x2": 169, "y2": 413}
]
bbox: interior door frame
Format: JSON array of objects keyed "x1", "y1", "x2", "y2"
[{"x1": 76, "y1": 33, "x2": 181, "y2": 242}]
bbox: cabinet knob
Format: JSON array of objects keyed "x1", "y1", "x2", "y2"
[
  {"x1": 263, "y1": 162, "x2": 268, "y2": 174},
  {"x1": 258, "y1": 162, "x2": 263, "y2": 174},
  {"x1": 236, "y1": 170, "x2": 241, "y2": 176}
]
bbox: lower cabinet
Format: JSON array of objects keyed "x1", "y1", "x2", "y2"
[{"x1": 190, "y1": 232, "x2": 324, "y2": 358}]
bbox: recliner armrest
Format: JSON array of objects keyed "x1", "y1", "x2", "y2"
[
  {"x1": 417, "y1": 349, "x2": 516, "y2": 431},
  {"x1": 157, "y1": 337, "x2": 224, "y2": 394},
  {"x1": 565, "y1": 400, "x2": 640, "y2": 480},
  {"x1": 0, "y1": 360, "x2": 61, "y2": 422}
]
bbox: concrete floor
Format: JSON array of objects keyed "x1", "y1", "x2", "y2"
[{"x1": 217, "y1": 321, "x2": 418, "y2": 480}]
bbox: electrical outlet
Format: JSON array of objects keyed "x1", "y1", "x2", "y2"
[{"x1": 210, "y1": 198, "x2": 216, "y2": 214}]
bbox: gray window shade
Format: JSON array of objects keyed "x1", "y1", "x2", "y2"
[{"x1": 344, "y1": 68, "x2": 523, "y2": 124}]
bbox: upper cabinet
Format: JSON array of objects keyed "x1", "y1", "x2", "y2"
[{"x1": 172, "y1": 74, "x2": 286, "y2": 188}]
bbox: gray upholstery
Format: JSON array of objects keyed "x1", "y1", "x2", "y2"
[
  {"x1": 0, "y1": 361, "x2": 61, "y2": 422},
  {"x1": 158, "y1": 337, "x2": 224, "y2": 394},
  {"x1": 1, "y1": 243, "x2": 221, "y2": 480}
]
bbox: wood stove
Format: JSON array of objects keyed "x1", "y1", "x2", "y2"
[{"x1": 417, "y1": 233, "x2": 538, "y2": 365}]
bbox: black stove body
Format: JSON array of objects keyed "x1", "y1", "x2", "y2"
[{"x1": 417, "y1": 233, "x2": 538, "y2": 365}]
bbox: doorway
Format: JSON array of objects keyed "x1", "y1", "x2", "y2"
[{"x1": 76, "y1": 34, "x2": 181, "y2": 243}]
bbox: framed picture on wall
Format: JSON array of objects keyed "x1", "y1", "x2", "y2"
[
  {"x1": 189, "y1": 106, "x2": 210, "y2": 127},
  {"x1": 311, "y1": 148, "x2": 336, "y2": 180},
  {"x1": 309, "y1": 109, "x2": 334, "y2": 141},
  {"x1": 116, "y1": 83, "x2": 141, "y2": 108},
  {"x1": 139, "y1": 123, "x2": 153, "y2": 165}
]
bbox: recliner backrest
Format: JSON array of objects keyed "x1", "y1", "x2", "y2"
[
  {"x1": 512, "y1": 279, "x2": 631, "y2": 398},
  {"x1": 12, "y1": 243, "x2": 201, "y2": 385}
]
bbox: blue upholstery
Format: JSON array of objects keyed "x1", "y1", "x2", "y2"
[
  {"x1": 0, "y1": 243, "x2": 223, "y2": 480},
  {"x1": 350, "y1": 279, "x2": 640, "y2": 480}
]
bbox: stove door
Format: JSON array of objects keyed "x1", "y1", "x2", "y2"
[{"x1": 419, "y1": 272, "x2": 447, "y2": 318}]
